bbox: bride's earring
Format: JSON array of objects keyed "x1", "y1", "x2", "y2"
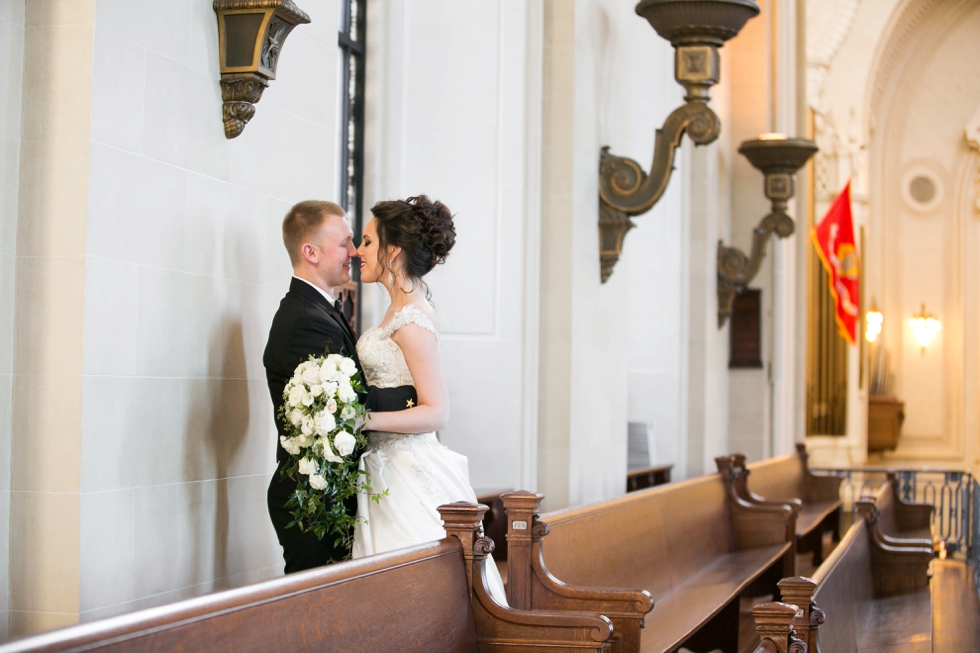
[{"x1": 387, "y1": 259, "x2": 394, "y2": 288}]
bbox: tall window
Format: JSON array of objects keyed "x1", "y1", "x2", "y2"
[{"x1": 338, "y1": 0, "x2": 367, "y2": 333}]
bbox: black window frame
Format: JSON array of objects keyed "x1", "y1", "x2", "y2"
[{"x1": 338, "y1": 0, "x2": 367, "y2": 332}]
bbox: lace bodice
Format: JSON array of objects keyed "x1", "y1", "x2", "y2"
[{"x1": 356, "y1": 304, "x2": 439, "y2": 389}]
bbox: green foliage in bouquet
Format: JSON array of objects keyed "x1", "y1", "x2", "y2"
[{"x1": 277, "y1": 353, "x2": 382, "y2": 556}]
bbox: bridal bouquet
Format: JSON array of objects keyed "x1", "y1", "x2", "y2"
[{"x1": 278, "y1": 353, "x2": 378, "y2": 553}]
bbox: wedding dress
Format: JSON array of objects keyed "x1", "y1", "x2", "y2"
[{"x1": 351, "y1": 304, "x2": 508, "y2": 604}]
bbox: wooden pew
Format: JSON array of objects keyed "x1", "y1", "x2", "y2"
[
  {"x1": 0, "y1": 503, "x2": 615, "y2": 653},
  {"x1": 476, "y1": 487, "x2": 514, "y2": 561},
  {"x1": 502, "y1": 469, "x2": 795, "y2": 653},
  {"x1": 774, "y1": 507, "x2": 934, "y2": 653},
  {"x1": 626, "y1": 464, "x2": 672, "y2": 493},
  {"x1": 722, "y1": 444, "x2": 842, "y2": 565},
  {"x1": 877, "y1": 472, "x2": 934, "y2": 542}
]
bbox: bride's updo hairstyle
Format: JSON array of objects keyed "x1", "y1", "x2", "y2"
[{"x1": 370, "y1": 195, "x2": 455, "y2": 294}]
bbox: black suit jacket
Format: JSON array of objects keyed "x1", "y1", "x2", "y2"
[{"x1": 263, "y1": 277, "x2": 417, "y2": 464}]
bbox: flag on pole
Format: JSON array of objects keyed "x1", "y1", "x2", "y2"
[{"x1": 811, "y1": 180, "x2": 859, "y2": 344}]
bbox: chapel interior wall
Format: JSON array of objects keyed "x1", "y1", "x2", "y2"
[
  {"x1": 359, "y1": 0, "x2": 540, "y2": 498},
  {"x1": 8, "y1": 0, "x2": 96, "y2": 635},
  {"x1": 0, "y1": 0, "x2": 27, "y2": 639}
]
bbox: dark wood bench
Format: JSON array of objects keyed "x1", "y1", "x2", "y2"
[
  {"x1": 876, "y1": 472, "x2": 934, "y2": 542},
  {"x1": 773, "y1": 502, "x2": 934, "y2": 653},
  {"x1": 476, "y1": 488, "x2": 514, "y2": 561},
  {"x1": 626, "y1": 464, "x2": 672, "y2": 493},
  {"x1": 0, "y1": 503, "x2": 615, "y2": 653},
  {"x1": 501, "y1": 468, "x2": 795, "y2": 653},
  {"x1": 721, "y1": 444, "x2": 842, "y2": 565}
]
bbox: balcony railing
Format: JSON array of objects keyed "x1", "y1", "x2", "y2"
[{"x1": 812, "y1": 467, "x2": 975, "y2": 555}]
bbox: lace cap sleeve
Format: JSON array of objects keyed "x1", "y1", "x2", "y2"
[{"x1": 382, "y1": 305, "x2": 440, "y2": 341}]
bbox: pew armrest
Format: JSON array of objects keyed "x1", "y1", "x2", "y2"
[
  {"x1": 471, "y1": 559, "x2": 615, "y2": 652},
  {"x1": 529, "y1": 542, "x2": 654, "y2": 618},
  {"x1": 804, "y1": 472, "x2": 842, "y2": 502},
  {"x1": 894, "y1": 499, "x2": 934, "y2": 532},
  {"x1": 730, "y1": 492, "x2": 796, "y2": 550},
  {"x1": 879, "y1": 530, "x2": 934, "y2": 550},
  {"x1": 749, "y1": 493, "x2": 804, "y2": 515},
  {"x1": 868, "y1": 526, "x2": 934, "y2": 597}
]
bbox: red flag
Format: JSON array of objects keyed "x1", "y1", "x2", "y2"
[{"x1": 811, "y1": 181, "x2": 859, "y2": 344}]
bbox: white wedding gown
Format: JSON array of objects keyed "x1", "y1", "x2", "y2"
[{"x1": 351, "y1": 305, "x2": 508, "y2": 605}]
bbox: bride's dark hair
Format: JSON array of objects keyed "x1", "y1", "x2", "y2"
[{"x1": 370, "y1": 195, "x2": 455, "y2": 295}]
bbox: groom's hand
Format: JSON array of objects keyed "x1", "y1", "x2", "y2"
[{"x1": 364, "y1": 384, "x2": 418, "y2": 412}]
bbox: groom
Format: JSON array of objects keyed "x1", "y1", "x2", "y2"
[{"x1": 264, "y1": 200, "x2": 417, "y2": 573}]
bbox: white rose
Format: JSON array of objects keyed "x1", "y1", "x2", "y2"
[
  {"x1": 289, "y1": 408, "x2": 304, "y2": 426},
  {"x1": 339, "y1": 357, "x2": 357, "y2": 378},
  {"x1": 287, "y1": 384, "x2": 304, "y2": 407},
  {"x1": 308, "y1": 474, "x2": 328, "y2": 491},
  {"x1": 338, "y1": 383, "x2": 357, "y2": 403},
  {"x1": 280, "y1": 436, "x2": 301, "y2": 456},
  {"x1": 326, "y1": 353, "x2": 345, "y2": 366},
  {"x1": 340, "y1": 405, "x2": 355, "y2": 420},
  {"x1": 325, "y1": 398, "x2": 338, "y2": 414},
  {"x1": 301, "y1": 415, "x2": 314, "y2": 436},
  {"x1": 314, "y1": 410, "x2": 335, "y2": 436},
  {"x1": 302, "y1": 365, "x2": 320, "y2": 384},
  {"x1": 310, "y1": 383, "x2": 323, "y2": 398},
  {"x1": 298, "y1": 431, "x2": 314, "y2": 447},
  {"x1": 321, "y1": 381, "x2": 338, "y2": 398},
  {"x1": 298, "y1": 457, "x2": 319, "y2": 476},
  {"x1": 333, "y1": 431, "x2": 356, "y2": 457},
  {"x1": 319, "y1": 359, "x2": 338, "y2": 383},
  {"x1": 318, "y1": 438, "x2": 343, "y2": 463},
  {"x1": 301, "y1": 390, "x2": 314, "y2": 407}
]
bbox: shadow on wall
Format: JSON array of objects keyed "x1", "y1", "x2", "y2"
[{"x1": 183, "y1": 317, "x2": 250, "y2": 591}]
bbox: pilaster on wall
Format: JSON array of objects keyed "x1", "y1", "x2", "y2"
[
  {"x1": 682, "y1": 140, "x2": 730, "y2": 478},
  {"x1": 9, "y1": 0, "x2": 95, "y2": 635},
  {"x1": 537, "y1": 0, "x2": 574, "y2": 511},
  {"x1": 0, "y1": 0, "x2": 28, "y2": 639}
]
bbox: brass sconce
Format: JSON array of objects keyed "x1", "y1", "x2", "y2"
[
  {"x1": 716, "y1": 134, "x2": 817, "y2": 326},
  {"x1": 213, "y1": 0, "x2": 311, "y2": 139},
  {"x1": 908, "y1": 303, "x2": 940, "y2": 354},
  {"x1": 598, "y1": 0, "x2": 760, "y2": 283}
]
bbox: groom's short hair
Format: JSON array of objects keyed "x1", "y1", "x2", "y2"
[{"x1": 282, "y1": 200, "x2": 347, "y2": 266}]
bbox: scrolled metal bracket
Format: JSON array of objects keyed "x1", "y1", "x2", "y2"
[
  {"x1": 717, "y1": 137, "x2": 817, "y2": 326},
  {"x1": 597, "y1": 0, "x2": 760, "y2": 283}
]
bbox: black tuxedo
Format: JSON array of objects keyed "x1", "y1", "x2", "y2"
[{"x1": 264, "y1": 277, "x2": 417, "y2": 572}]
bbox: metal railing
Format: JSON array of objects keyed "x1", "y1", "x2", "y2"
[{"x1": 812, "y1": 467, "x2": 975, "y2": 555}]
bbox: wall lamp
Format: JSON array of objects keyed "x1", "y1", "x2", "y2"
[
  {"x1": 214, "y1": 0, "x2": 311, "y2": 139},
  {"x1": 865, "y1": 303, "x2": 882, "y2": 343},
  {"x1": 597, "y1": 0, "x2": 760, "y2": 283},
  {"x1": 716, "y1": 134, "x2": 817, "y2": 326},
  {"x1": 908, "y1": 303, "x2": 940, "y2": 354}
]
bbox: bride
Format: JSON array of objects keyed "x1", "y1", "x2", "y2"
[{"x1": 351, "y1": 194, "x2": 507, "y2": 604}]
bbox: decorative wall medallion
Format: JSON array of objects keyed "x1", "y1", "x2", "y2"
[{"x1": 901, "y1": 166, "x2": 943, "y2": 213}]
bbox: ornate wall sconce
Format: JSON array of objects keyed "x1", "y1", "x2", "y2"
[
  {"x1": 908, "y1": 303, "x2": 940, "y2": 354},
  {"x1": 717, "y1": 134, "x2": 817, "y2": 326},
  {"x1": 865, "y1": 303, "x2": 882, "y2": 343},
  {"x1": 213, "y1": 0, "x2": 311, "y2": 139},
  {"x1": 597, "y1": 0, "x2": 760, "y2": 283}
]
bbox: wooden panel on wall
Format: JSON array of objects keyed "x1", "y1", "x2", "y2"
[{"x1": 729, "y1": 288, "x2": 763, "y2": 369}]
